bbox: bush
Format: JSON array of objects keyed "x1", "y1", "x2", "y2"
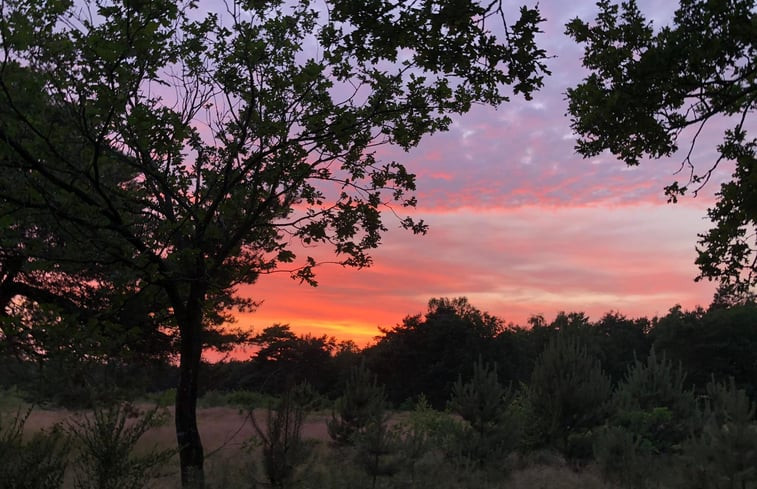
[
  {"x1": 200, "y1": 389, "x2": 279, "y2": 410},
  {"x1": 610, "y1": 349, "x2": 696, "y2": 455},
  {"x1": 448, "y1": 358, "x2": 520, "y2": 468},
  {"x1": 69, "y1": 402, "x2": 174, "y2": 489},
  {"x1": 142, "y1": 388, "x2": 176, "y2": 407},
  {"x1": 595, "y1": 349, "x2": 697, "y2": 488},
  {"x1": 0, "y1": 409, "x2": 68, "y2": 489},
  {"x1": 327, "y1": 362, "x2": 385, "y2": 446},
  {"x1": 679, "y1": 377, "x2": 757, "y2": 488},
  {"x1": 249, "y1": 383, "x2": 315, "y2": 489},
  {"x1": 593, "y1": 425, "x2": 647, "y2": 488},
  {"x1": 527, "y1": 335, "x2": 611, "y2": 458}
]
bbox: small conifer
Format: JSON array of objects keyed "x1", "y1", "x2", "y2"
[
  {"x1": 250, "y1": 383, "x2": 313, "y2": 488},
  {"x1": 611, "y1": 348, "x2": 696, "y2": 454},
  {"x1": 680, "y1": 377, "x2": 757, "y2": 488},
  {"x1": 327, "y1": 361, "x2": 385, "y2": 446},
  {"x1": 448, "y1": 357, "x2": 519, "y2": 467},
  {"x1": 594, "y1": 348, "x2": 697, "y2": 487},
  {"x1": 527, "y1": 334, "x2": 611, "y2": 457},
  {"x1": 355, "y1": 411, "x2": 402, "y2": 489}
]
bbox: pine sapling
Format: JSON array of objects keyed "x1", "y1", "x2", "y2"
[{"x1": 327, "y1": 362, "x2": 385, "y2": 446}]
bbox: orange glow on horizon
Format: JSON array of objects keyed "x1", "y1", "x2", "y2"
[{"x1": 216, "y1": 203, "x2": 717, "y2": 354}]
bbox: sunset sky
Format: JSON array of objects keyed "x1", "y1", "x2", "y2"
[{"x1": 232, "y1": 1, "x2": 740, "y2": 346}]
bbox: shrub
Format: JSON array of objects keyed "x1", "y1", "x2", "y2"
[
  {"x1": 142, "y1": 388, "x2": 176, "y2": 407},
  {"x1": 354, "y1": 411, "x2": 403, "y2": 489},
  {"x1": 448, "y1": 358, "x2": 520, "y2": 468},
  {"x1": 593, "y1": 425, "x2": 646, "y2": 488},
  {"x1": 611, "y1": 348, "x2": 696, "y2": 455},
  {"x1": 527, "y1": 335, "x2": 611, "y2": 458},
  {"x1": 249, "y1": 383, "x2": 315, "y2": 489},
  {"x1": 679, "y1": 377, "x2": 757, "y2": 488},
  {"x1": 595, "y1": 348, "x2": 697, "y2": 488},
  {"x1": 69, "y1": 402, "x2": 174, "y2": 489},
  {"x1": 0, "y1": 409, "x2": 68, "y2": 489},
  {"x1": 199, "y1": 389, "x2": 279, "y2": 410},
  {"x1": 327, "y1": 362, "x2": 385, "y2": 446}
]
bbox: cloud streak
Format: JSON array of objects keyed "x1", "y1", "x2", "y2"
[
  {"x1": 228, "y1": 0, "x2": 736, "y2": 347},
  {"x1": 237, "y1": 204, "x2": 716, "y2": 345}
]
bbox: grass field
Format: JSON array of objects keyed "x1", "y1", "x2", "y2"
[
  {"x1": 4, "y1": 396, "x2": 618, "y2": 489},
  {"x1": 14, "y1": 404, "x2": 328, "y2": 488}
]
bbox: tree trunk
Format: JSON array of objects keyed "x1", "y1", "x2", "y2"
[{"x1": 176, "y1": 310, "x2": 205, "y2": 488}]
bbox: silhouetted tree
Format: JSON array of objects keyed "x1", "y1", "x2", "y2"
[
  {"x1": 652, "y1": 304, "x2": 757, "y2": 396},
  {"x1": 710, "y1": 283, "x2": 757, "y2": 310},
  {"x1": 594, "y1": 312, "x2": 652, "y2": 385},
  {"x1": 366, "y1": 297, "x2": 505, "y2": 407},
  {"x1": 246, "y1": 324, "x2": 337, "y2": 394},
  {"x1": 567, "y1": 0, "x2": 757, "y2": 292},
  {"x1": 0, "y1": 1, "x2": 548, "y2": 484}
]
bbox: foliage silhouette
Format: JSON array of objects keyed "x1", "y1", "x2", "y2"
[
  {"x1": 448, "y1": 357, "x2": 519, "y2": 467},
  {"x1": 527, "y1": 334, "x2": 611, "y2": 458},
  {"x1": 0, "y1": 2, "x2": 549, "y2": 484},
  {"x1": 328, "y1": 362, "x2": 385, "y2": 446},
  {"x1": 0, "y1": 408, "x2": 68, "y2": 489},
  {"x1": 566, "y1": 0, "x2": 757, "y2": 292}
]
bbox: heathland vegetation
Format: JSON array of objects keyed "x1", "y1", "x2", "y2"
[
  {"x1": 2, "y1": 295, "x2": 757, "y2": 488},
  {"x1": 1, "y1": 0, "x2": 754, "y2": 487}
]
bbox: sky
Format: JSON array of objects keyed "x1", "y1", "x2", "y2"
[{"x1": 229, "y1": 1, "x2": 739, "y2": 347}]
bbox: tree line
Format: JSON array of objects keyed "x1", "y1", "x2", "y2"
[
  {"x1": 5, "y1": 296, "x2": 757, "y2": 411},
  {"x1": 5, "y1": 295, "x2": 757, "y2": 487}
]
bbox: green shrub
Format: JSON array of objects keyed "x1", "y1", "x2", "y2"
[
  {"x1": 679, "y1": 377, "x2": 757, "y2": 488},
  {"x1": 610, "y1": 349, "x2": 696, "y2": 455},
  {"x1": 69, "y1": 402, "x2": 174, "y2": 489},
  {"x1": 0, "y1": 409, "x2": 68, "y2": 489},
  {"x1": 327, "y1": 362, "x2": 385, "y2": 446},
  {"x1": 226, "y1": 390, "x2": 277, "y2": 409},
  {"x1": 595, "y1": 349, "x2": 697, "y2": 488},
  {"x1": 593, "y1": 425, "x2": 647, "y2": 488},
  {"x1": 200, "y1": 389, "x2": 278, "y2": 410},
  {"x1": 448, "y1": 358, "x2": 520, "y2": 468},
  {"x1": 142, "y1": 388, "x2": 176, "y2": 407},
  {"x1": 249, "y1": 385, "x2": 314, "y2": 489},
  {"x1": 527, "y1": 335, "x2": 611, "y2": 458}
]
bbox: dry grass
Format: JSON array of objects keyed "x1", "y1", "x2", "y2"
[
  {"x1": 19, "y1": 404, "x2": 331, "y2": 449},
  {"x1": 507, "y1": 464, "x2": 619, "y2": 489},
  {"x1": 10, "y1": 404, "x2": 334, "y2": 488},
  {"x1": 7, "y1": 404, "x2": 621, "y2": 489}
]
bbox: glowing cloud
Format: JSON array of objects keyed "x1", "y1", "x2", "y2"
[{"x1": 226, "y1": 0, "x2": 729, "y2": 347}]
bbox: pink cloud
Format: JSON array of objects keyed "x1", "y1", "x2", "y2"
[
  {"x1": 232, "y1": 204, "x2": 717, "y2": 345},
  {"x1": 223, "y1": 0, "x2": 740, "y2": 347}
]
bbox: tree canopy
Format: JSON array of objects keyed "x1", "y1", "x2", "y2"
[
  {"x1": 366, "y1": 297, "x2": 504, "y2": 406},
  {"x1": 566, "y1": 0, "x2": 756, "y2": 292},
  {"x1": 0, "y1": 1, "x2": 549, "y2": 485}
]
